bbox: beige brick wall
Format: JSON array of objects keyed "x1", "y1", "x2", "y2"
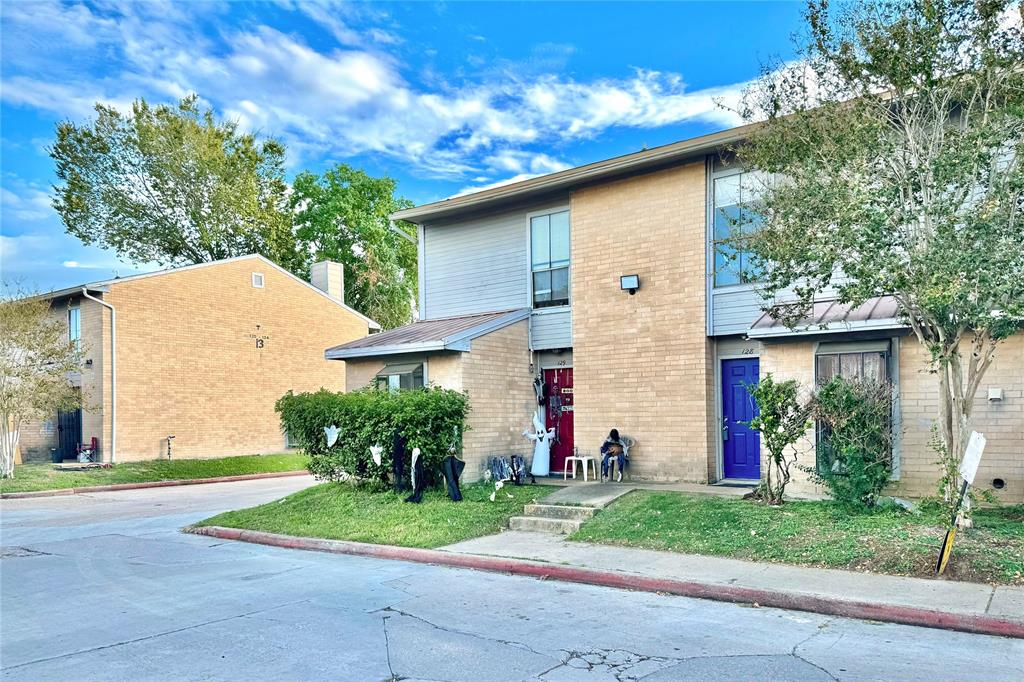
[
  {"x1": 896, "y1": 333, "x2": 1023, "y2": 502},
  {"x1": 760, "y1": 334, "x2": 1024, "y2": 503},
  {"x1": 758, "y1": 340, "x2": 821, "y2": 497},
  {"x1": 460, "y1": 320, "x2": 536, "y2": 478},
  {"x1": 342, "y1": 321, "x2": 534, "y2": 480},
  {"x1": 571, "y1": 162, "x2": 715, "y2": 481},
  {"x1": 24, "y1": 258, "x2": 370, "y2": 463}
]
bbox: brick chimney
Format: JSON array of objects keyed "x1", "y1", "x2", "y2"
[{"x1": 310, "y1": 261, "x2": 344, "y2": 302}]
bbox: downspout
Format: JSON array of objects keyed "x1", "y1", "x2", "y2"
[{"x1": 81, "y1": 288, "x2": 116, "y2": 464}]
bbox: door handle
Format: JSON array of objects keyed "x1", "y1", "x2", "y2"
[{"x1": 722, "y1": 419, "x2": 729, "y2": 441}]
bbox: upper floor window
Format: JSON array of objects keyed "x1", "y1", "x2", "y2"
[
  {"x1": 531, "y1": 210, "x2": 570, "y2": 308},
  {"x1": 712, "y1": 170, "x2": 766, "y2": 287},
  {"x1": 68, "y1": 307, "x2": 81, "y2": 350}
]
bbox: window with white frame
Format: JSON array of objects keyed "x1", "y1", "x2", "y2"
[
  {"x1": 252, "y1": 272, "x2": 265, "y2": 288},
  {"x1": 68, "y1": 306, "x2": 81, "y2": 350},
  {"x1": 531, "y1": 210, "x2": 570, "y2": 308},
  {"x1": 374, "y1": 363, "x2": 425, "y2": 392},
  {"x1": 712, "y1": 169, "x2": 767, "y2": 287}
]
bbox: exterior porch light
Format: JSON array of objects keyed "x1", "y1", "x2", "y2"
[{"x1": 620, "y1": 274, "x2": 640, "y2": 295}]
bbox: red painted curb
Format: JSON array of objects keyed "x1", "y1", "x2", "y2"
[
  {"x1": 0, "y1": 470, "x2": 310, "y2": 499},
  {"x1": 187, "y1": 525, "x2": 1024, "y2": 640}
]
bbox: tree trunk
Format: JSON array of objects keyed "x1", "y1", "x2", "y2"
[
  {"x1": 933, "y1": 330, "x2": 997, "y2": 502},
  {"x1": 0, "y1": 414, "x2": 20, "y2": 479}
]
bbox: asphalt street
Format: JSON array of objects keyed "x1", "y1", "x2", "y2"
[{"x1": 1, "y1": 476, "x2": 1021, "y2": 681}]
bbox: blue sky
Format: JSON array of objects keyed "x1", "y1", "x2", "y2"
[{"x1": 0, "y1": 1, "x2": 804, "y2": 291}]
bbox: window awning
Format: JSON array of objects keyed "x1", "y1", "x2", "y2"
[
  {"x1": 375, "y1": 363, "x2": 422, "y2": 377},
  {"x1": 747, "y1": 296, "x2": 906, "y2": 339}
]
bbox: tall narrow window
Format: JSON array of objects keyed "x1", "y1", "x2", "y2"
[
  {"x1": 531, "y1": 210, "x2": 570, "y2": 308},
  {"x1": 68, "y1": 307, "x2": 81, "y2": 350},
  {"x1": 713, "y1": 171, "x2": 766, "y2": 286}
]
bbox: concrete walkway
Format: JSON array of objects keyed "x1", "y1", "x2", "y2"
[
  {"x1": 442, "y1": 530, "x2": 1024, "y2": 627},
  {"x1": 539, "y1": 480, "x2": 749, "y2": 508}
]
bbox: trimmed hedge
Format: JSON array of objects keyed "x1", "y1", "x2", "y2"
[{"x1": 276, "y1": 387, "x2": 470, "y2": 485}]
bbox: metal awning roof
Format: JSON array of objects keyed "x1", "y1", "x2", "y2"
[
  {"x1": 325, "y1": 308, "x2": 530, "y2": 360},
  {"x1": 747, "y1": 296, "x2": 906, "y2": 338}
]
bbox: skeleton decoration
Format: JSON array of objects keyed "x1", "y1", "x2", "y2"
[
  {"x1": 324, "y1": 425, "x2": 340, "y2": 448},
  {"x1": 523, "y1": 410, "x2": 555, "y2": 477}
]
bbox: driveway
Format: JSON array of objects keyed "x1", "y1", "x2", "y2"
[{"x1": 2, "y1": 477, "x2": 1022, "y2": 681}]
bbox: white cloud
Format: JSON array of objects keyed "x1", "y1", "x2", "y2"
[
  {"x1": 0, "y1": 1, "x2": 749, "y2": 182},
  {"x1": 0, "y1": 181, "x2": 54, "y2": 222}
]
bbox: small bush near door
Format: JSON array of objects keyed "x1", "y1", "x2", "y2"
[
  {"x1": 275, "y1": 387, "x2": 469, "y2": 486},
  {"x1": 808, "y1": 377, "x2": 894, "y2": 509}
]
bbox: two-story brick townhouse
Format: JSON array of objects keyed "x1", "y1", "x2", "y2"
[
  {"x1": 326, "y1": 123, "x2": 1023, "y2": 502},
  {"x1": 20, "y1": 254, "x2": 378, "y2": 463}
]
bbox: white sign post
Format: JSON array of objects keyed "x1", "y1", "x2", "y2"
[
  {"x1": 958, "y1": 431, "x2": 986, "y2": 485},
  {"x1": 936, "y1": 431, "x2": 986, "y2": 575}
]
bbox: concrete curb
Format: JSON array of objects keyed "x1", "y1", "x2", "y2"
[
  {"x1": 1, "y1": 470, "x2": 309, "y2": 500},
  {"x1": 187, "y1": 525, "x2": 1023, "y2": 640}
]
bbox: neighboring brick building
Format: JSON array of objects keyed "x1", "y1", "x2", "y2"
[
  {"x1": 20, "y1": 255, "x2": 377, "y2": 463},
  {"x1": 325, "y1": 125, "x2": 1023, "y2": 502}
]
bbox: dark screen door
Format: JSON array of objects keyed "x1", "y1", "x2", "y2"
[{"x1": 57, "y1": 409, "x2": 82, "y2": 460}]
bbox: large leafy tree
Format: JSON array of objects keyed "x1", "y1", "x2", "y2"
[
  {"x1": 291, "y1": 164, "x2": 418, "y2": 329},
  {"x1": 733, "y1": 0, "x2": 1023, "y2": 500},
  {"x1": 0, "y1": 292, "x2": 83, "y2": 478},
  {"x1": 51, "y1": 95, "x2": 302, "y2": 271}
]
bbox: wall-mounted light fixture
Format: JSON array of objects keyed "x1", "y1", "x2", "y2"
[
  {"x1": 988, "y1": 387, "x2": 1004, "y2": 402},
  {"x1": 620, "y1": 274, "x2": 640, "y2": 296},
  {"x1": 84, "y1": 358, "x2": 93, "y2": 367}
]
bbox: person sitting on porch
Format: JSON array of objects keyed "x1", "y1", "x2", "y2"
[{"x1": 600, "y1": 429, "x2": 625, "y2": 481}]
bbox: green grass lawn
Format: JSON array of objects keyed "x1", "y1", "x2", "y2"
[
  {"x1": 195, "y1": 482, "x2": 550, "y2": 548},
  {"x1": 0, "y1": 453, "x2": 309, "y2": 494},
  {"x1": 570, "y1": 491, "x2": 1024, "y2": 585}
]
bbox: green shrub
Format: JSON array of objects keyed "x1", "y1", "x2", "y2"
[
  {"x1": 744, "y1": 374, "x2": 812, "y2": 505},
  {"x1": 275, "y1": 387, "x2": 470, "y2": 486},
  {"x1": 808, "y1": 377, "x2": 893, "y2": 509}
]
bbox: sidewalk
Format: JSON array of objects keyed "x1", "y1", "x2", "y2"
[{"x1": 442, "y1": 530, "x2": 1024, "y2": 635}]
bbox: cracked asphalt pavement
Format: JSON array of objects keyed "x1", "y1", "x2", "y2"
[{"x1": 2, "y1": 477, "x2": 1022, "y2": 681}]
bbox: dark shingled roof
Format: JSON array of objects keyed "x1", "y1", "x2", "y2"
[
  {"x1": 748, "y1": 296, "x2": 905, "y2": 338},
  {"x1": 326, "y1": 308, "x2": 530, "y2": 359}
]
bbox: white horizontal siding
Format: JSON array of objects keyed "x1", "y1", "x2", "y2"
[
  {"x1": 531, "y1": 309, "x2": 572, "y2": 350},
  {"x1": 423, "y1": 213, "x2": 528, "y2": 319},
  {"x1": 711, "y1": 286, "x2": 763, "y2": 336}
]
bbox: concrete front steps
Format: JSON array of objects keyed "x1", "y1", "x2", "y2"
[{"x1": 507, "y1": 503, "x2": 596, "y2": 534}]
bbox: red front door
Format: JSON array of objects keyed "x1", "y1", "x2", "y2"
[{"x1": 543, "y1": 368, "x2": 574, "y2": 474}]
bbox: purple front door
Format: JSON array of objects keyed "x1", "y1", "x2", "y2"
[{"x1": 722, "y1": 358, "x2": 760, "y2": 480}]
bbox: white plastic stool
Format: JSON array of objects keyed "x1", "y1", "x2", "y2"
[{"x1": 563, "y1": 448, "x2": 598, "y2": 482}]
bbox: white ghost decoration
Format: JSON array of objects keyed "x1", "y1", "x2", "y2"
[
  {"x1": 370, "y1": 444, "x2": 383, "y2": 467},
  {"x1": 324, "y1": 425, "x2": 340, "y2": 448},
  {"x1": 410, "y1": 447, "x2": 421, "y2": 490}
]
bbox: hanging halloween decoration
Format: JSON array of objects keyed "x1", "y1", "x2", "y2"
[
  {"x1": 533, "y1": 376, "x2": 548, "y2": 405},
  {"x1": 404, "y1": 447, "x2": 426, "y2": 503},
  {"x1": 324, "y1": 425, "x2": 340, "y2": 448},
  {"x1": 370, "y1": 444, "x2": 383, "y2": 467}
]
